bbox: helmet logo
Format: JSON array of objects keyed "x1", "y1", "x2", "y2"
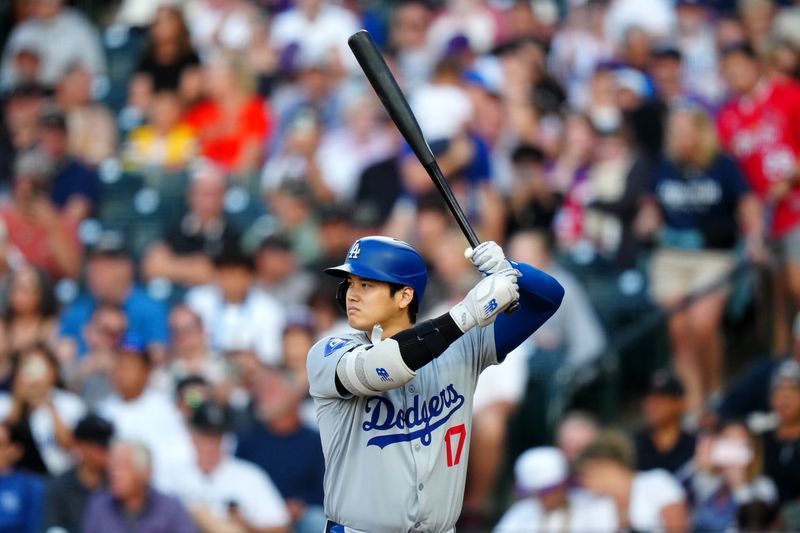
[{"x1": 347, "y1": 241, "x2": 361, "y2": 260}]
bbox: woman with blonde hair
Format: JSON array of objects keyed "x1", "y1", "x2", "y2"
[
  {"x1": 185, "y1": 50, "x2": 271, "y2": 177},
  {"x1": 636, "y1": 105, "x2": 765, "y2": 417}
]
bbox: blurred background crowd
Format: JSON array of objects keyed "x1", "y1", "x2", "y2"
[{"x1": 1, "y1": 0, "x2": 800, "y2": 531}]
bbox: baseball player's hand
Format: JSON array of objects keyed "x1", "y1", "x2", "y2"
[
  {"x1": 449, "y1": 267, "x2": 521, "y2": 332},
  {"x1": 465, "y1": 241, "x2": 512, "y2": 276}
]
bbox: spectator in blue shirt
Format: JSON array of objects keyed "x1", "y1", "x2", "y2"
[
  {"x1": 0, "y1": 421, "x2": 44, "y2": 533},
  {"x1": 37, "y1": 111, "x2": 100, "y2": 222},
  {"x1": 58, "y1": 231, "x2": 169, "y2": 364},
  {"x1": 236, "y1": 366, "x2": 325, "y2": 533},
  {"x1": 636, "y1": 105, "x2": 764, "y2": 416}
]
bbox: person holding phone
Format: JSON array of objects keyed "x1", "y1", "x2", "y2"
[
  {"x1": 687, "y1": 421, "x2": 777, "y2": 532},
  {"x1": 1, "y1": 149, "x2": 81, "y2": 280}
]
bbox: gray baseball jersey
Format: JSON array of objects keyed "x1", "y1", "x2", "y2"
[{"x1": 307, "y1": 324, "x2": 498, "y2": 533}]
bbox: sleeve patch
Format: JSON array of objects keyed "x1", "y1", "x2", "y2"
[{"x1": 324, "y1": 337, "x2": 350, "y2": 357}]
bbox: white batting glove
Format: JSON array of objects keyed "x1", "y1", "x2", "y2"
[
  {"x1": 465, "y1": 241, "x2": 512, "y2": 276},
  {"x1": 449, "y1": 267, "x2": 521, "y2": 332}
]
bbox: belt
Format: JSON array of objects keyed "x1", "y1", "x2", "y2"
[
  {"x1": 324, "y1": 520, "x2": 454, "y2": 533},
  {"x1": 325, "y1": 520, "x2": 346, "y2": 533}
]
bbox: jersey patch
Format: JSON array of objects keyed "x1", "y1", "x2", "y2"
[
  {"x1": 324, "y1": 337, "x2": 350, "y2": 357},
  {"x1": 361, "y1": 384, "x2": 465, "y2": 448}
]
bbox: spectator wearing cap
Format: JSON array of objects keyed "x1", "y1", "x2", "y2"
[
  {"x1": 82, "y1": 440, "x2": 196, "y2": 533},
  {"x1": 174, "y1": 376, "x2": 212, "y2": 425},
  {"x1": 649, "y1": 44, "x2": 714, "y2": 112},
  {"x1": 0, "y1": 0, "x2": 105, "y2": 88},
  {"x1": 1, "y1": 149, "x2": 81, "y2": 280},
  {"x1": 0, "y1": 421, "x2": 45, "y2": 533},
  {"x1": 96, "y1": 334, "x2": 194, "y2": 489},
  {"x1": 37, "y1": 111, "x2": 100, "y2": 222},
  {"x1": 0, "y1": 343, "x2": 85, "y2": 477},
  {"x1": 633, "y1": 370, "x2": 696, "y2": 474},
  {"x1": 637, "y1": 104, "x2": 764, "y2": 414},
  {"x1": 236, "y1": 366, "x2": 325, "y2": 533},
  {"x1": 165, "y1": 401, "x2": 290, "y2": 533},
  {"x1": 255, "y1": 235, "x2": 316, "y2": 308},
  {"x1": 143, "y1": 164, "x2": 239, "y2": 288},
  {"x1": 185, "y1": 243, "x2": 286, "y2": 366},
  {"x1": 717, "y1": 42, "x2": 800, "y2": 353},
  {"x1": 576, "y1": 431, "x2": 689, "y2": 533},
  {"x1": 59, "y1": 231, "x2": 169, "y2": 361},
  {"x1": 719, "y1": 312, "x2": 800, "y2": 421},
  {"x1": 493, "y1": 447, "x2": 618, "y2": 533},
  {"x1": 761, "y1": 359, "x2": 800, "y2": 505},
  {"x1": 42, "y1": 413, "x2": 113, "y2": 532},
  {"x1": 65, "y1": 303, "x2": 127, "y2": 409}
]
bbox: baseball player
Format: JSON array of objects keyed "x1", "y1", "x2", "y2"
[{"x1": 307, "y1": 236, "x2": 564, "y2": 533}]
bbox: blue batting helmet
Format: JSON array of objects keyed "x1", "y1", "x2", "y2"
[{"x1": 325, "y1": 236, "x2": 428, "y2": 303}]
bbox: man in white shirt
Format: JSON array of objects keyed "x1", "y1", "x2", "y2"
[
  {"x1": 185, "y1": 243, "x2": 286, "y2": 366},
  {"x1": 494, "y1": 447, "x2": 618, "y2": 533},
  {"x1": 0, "y1": 0, "x2": 105, "y2": 88},
  {"x1": 165, "y1": 401, "x2": 290, "y2": 533},
  {"x1": 97, "y1": 334, "x2": 195, "y2": 488},
  {"x1": 269, "y1": 0, "x2": 360, "y2": 71}
]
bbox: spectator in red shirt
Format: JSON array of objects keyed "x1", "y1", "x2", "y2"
[
  {"x1": 185, "y1": 52, "x2": 271, "y2": 177},
  {"x1": 1, "y1": 150, "x2": 81, "y2": 280},
  {"x1": 717, "y1": 42, "x2": 800, "y2": 352}
]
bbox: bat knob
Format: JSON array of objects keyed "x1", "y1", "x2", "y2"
[{"x1": 505, "y1": 301, "x2": 521, "y2": 315}]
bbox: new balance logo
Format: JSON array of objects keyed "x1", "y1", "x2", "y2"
[
  {"x1": 376, "y1": 368, "x2": 393, "y2": 382},
  {"x1": 347, "y1": 241, "x2": 361, "y2": 259},
  {"x1": 483, "y1": 298, "x2": 498, "y2": 314}
]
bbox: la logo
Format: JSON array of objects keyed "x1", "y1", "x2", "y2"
[{"x1": 347, "y1": 241, "x2": 361, "y2": 259}]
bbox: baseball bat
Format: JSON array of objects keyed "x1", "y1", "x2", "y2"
[{"x1": 347, "y1": 30, "x2": 519, "y2": 313}]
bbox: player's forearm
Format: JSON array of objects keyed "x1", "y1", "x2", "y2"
[{"x1": 493, "y1": 262, "x2": 564, "y2": 358}]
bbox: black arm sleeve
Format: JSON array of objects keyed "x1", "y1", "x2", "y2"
[
  {"x1": 391, "y1": 312, "x2": 464, "y2": 371},
  {"x1": 332, "y1": 313, "x2": 464, "y2": 394}
]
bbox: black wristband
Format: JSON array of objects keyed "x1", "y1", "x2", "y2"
[{"x1": 392, "y1": 312, "x2": 464, "y2": 371}]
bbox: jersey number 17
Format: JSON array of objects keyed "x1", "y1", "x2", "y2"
[{"x1": 444, "y1": 424, "x2": 466, "y2": 467}]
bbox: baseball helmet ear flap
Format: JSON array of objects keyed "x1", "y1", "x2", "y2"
[{"x1": 335, "y1": 280, "x2": 348, "y2": 312}]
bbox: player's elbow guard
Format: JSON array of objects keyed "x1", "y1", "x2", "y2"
[{"x1": 336, "y1": 339, "x2": 416, "y2": 396}]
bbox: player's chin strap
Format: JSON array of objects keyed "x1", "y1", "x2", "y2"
[{"x1": 335, "y1": 313, "x2": 465, "y2": 396}]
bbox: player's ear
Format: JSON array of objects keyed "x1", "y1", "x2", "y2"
[{"x1": 397, "y1": 286, "x2": 414, "y2": 310}]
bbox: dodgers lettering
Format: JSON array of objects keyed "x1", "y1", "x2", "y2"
[{"x1": 362, "y1": 384, "x2": 465, "y2": 448}]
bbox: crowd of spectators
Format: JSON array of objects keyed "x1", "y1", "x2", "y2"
[{"x1": 1, "y1": 0, "x2": 800, "y2": 531}]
